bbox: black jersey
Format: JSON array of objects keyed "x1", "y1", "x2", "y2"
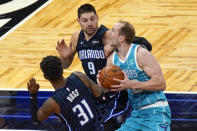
[
  {"x1": 76, "y1": 25, "x2": 108, "y2": 83},
  {"x1": 52, "y1": 73, "x2": 103, "y2": 131},
  {"x1": 76, "y1": 25, "x2": 131, "y2": 129}
]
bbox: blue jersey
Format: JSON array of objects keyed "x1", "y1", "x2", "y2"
[
  {"x1": 76, "y1": 25, "x2": 108, "y2": 83},
  {"x1": 113, "y1": 44, "x2": 168, "y2": 110},
  {"x1": 76, "y1": 25, "x2": 131, "y2": 126},
  {"x1": 51, "y1": 73, "x2": 103, "y2": 131}
]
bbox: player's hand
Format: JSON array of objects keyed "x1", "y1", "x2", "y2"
[
  {"x1": 27, "y1": 78, "x2": 40, "y2": 94},
  {"x1": 96, "y1": 70, "x2": 102, "y2": 86},
  {"x1": 110, "y1": 71, "x2": 130, "y2": 92},
  {"x1": 96, "y1": 70, "x2": 110, "y2": 93},
  {"x1": 56, "y1": 39, "x2": 72, "y2": 59}
]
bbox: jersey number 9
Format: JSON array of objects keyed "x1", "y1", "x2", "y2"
[{"x1": 88, "y1": 62, "x2": 95, "y2": 74}]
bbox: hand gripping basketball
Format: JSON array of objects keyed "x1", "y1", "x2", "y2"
[{"x1": 99, "y1": 65, "x2": 124, "y2": 89}]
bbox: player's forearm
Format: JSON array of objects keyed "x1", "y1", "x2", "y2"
[
  {"x1": 60, "y1": 56, "x2": 72, "y2": 69},
  {"x1": 129, "y1": 78, "x2": 166, "y2": 91},
  {"x1": 30, "y1": 94, "x2": 40, "y2": 124},
  {"x1": 61, "y1": 51, "x2": 76, "y2": 69}
]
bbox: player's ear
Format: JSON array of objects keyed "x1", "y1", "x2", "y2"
[
  {"x1": 119, "y1": 35, "x2": 124, "y2": 42},
  {"x1": 77, "y1": 18, "x2": 80, "y2": 23}
]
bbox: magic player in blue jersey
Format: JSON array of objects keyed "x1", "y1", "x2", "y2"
[
  {"x1": 56, "y1": 4, "x2": 152, "y2": 130},
  {"x1": 104, "y1": 21, "x2": 171, "y2": 131},
  {"x1": 27, "y1": 55, "x2": 108, "y2": 131}
]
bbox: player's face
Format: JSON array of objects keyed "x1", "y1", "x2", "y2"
[
  {"x1": 111, "y1": 23, "x2": 122, "y2": 48},
  {"x1": 78, "y1": 12, "x2": 98, "y2": 36}
]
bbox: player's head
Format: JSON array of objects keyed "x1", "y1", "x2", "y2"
[
  {"x1": 111, "y1": 21, "x2": 135, "y2": 47},
  {"x1": 77, "y1": 4, "x2": 98, "y2": 36},
  {"x1": 78, "y1": 4, "x2": 97, "y2": 18},
  {"x1": 40, "y1": 55, "x2": 63, "y2": 82}
]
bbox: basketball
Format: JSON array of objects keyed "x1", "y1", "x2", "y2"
[{"x1": 99, "y1": 65, "x2": 124, "y2": 89}]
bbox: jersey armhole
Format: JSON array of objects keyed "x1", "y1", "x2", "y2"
[
  {"x1": 112, "y1": 52, "x2": 115, "y2": 65},
  {"x1": 135, "y1": 45, "x2": 143, "y2": 71}
]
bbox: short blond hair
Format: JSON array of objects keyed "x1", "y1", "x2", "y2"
[{"x1": 118, "y1": 21, "x2": 135, "y2": 44}]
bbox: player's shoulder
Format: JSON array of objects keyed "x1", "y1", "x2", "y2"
[
  {"x1": 103, "y1": 30, "x2": 111, "y2": 37},
  {"x1": 72, "y1": 31, "x2": 80, "y2": 40},
  {"x1": 137, "y1": 45, "x2": 150, "y2": 55},
  {"x1": 44, "y1": 97, "x2": 60, "y2": 114},
  {"x1": 71, "y1": 31, "x2": 80, "y2": 47},
  {"x1": 136, "y1": 45, "x2": 154, "y2": 63},
  {"x1": 44, "y1": 97, "x2": 59, "y2": 108},
  {"x1": 73, "y1": 30, "x2": 80, "y2": 36}
]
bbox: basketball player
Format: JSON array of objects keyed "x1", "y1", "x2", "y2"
[
  {"x1": 105, "y1": 21, "x2": 171, "y2": 131},
  {"x1": 56, "y1": 4, "x2": 152, "y2": 130},
  {"x1": 27, "y1": 55, "x2": 107, "y2": 131}
]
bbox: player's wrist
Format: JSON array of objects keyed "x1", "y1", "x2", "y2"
[
  {"x1": 30, "y1": 93, "x2": 37, "y2": 99},
  {"x1": 30, "y1": 93, "x2": 40, "y2": 124}
]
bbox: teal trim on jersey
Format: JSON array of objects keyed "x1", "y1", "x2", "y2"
[{"x1": 113, "y1": 44, "x2": 168, "y2": 110}]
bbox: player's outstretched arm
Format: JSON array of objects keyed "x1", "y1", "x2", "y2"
[
  {"x1": 56, "y1": 32, "x2": 79, "y2": 69},
  {"x1": 56, "y1": 39, "x2": 73, "y2": 68},
  {"x1": 37, "y1": 98, "x2": 60, "y2": 122},
  {"x1": 27, "y1": 78, "x2": 59, "y2": 123},
  {"x1": 27, "y1": 78, "x2": 40, "y2": 123},
  {"x1": 73, "y1": 71, "x2": 108, "y2": 98}
]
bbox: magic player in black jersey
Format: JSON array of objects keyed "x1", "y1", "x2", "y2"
[
  {"x1": 56, "y1": 4, "x2": 152, "y2": 130},
  {"x1": 27, "y1": 55, "x2": 107, "y2": 131}
]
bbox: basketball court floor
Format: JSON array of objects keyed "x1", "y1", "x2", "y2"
[{"x1": 0, "y1": 0, "x2": 197, "y2": 130}]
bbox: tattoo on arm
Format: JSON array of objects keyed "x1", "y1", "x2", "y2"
[
  {"x1": 74, "y1": 72, "x2": 103, "y2": 98},
  {"x1": 37, "y1": 98, "x2": 57, "y2": 122}
]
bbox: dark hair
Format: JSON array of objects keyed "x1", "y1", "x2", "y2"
[
  {"x1": 78, "y1": 4, "x2": 97, "y2": 18},
  {"x1": 40, "y1": 55, "x2": 63, "y2": 81},
  {"x1": 118, "y1": 21, "x2": 135, "y2": 44}
]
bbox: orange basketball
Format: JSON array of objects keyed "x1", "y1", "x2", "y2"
[{"x1": 99, "y1": 65, "x2": 124, "y2": 89}]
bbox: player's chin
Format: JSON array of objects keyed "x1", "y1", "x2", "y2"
[{"x1": 86, "y1": 30, "x2": 96, "y2": 36}]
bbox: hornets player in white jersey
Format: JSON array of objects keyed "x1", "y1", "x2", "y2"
[{"x1": 105, "y1": 21, "x2": 171, "y2": 131}]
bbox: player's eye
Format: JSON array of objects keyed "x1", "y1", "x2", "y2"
[
  {"x1": 90, "y1": 18, "x2": 95, "y2": 21},
  {"x1": 81, "y1": 19, "x2": 88, "y2": 22}
]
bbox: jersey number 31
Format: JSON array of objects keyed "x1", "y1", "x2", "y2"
[{"x1": 72, "y1": 99, "x2": 94, "y2": 126}]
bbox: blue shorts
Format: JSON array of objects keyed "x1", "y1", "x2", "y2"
[{"x1": 116, "y1": 106, "x2": 171, "y2": 131}]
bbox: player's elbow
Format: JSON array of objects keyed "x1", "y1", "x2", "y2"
[
  {"x1": 153, "y1": 76, "x2": 166, "y2": 91},
  {"x1": 160, "y1": 80, "x2": 166, "y2": 91},
  {"x1": 158, "y1": 78, "x2": 166, "y2": 91}
]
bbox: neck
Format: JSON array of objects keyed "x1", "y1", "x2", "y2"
[
  {"x1": 117, "y1": 42, "x2": 131, "y2": 59},
  {"x1": 50, "y1": 77, "x2": 67, "y2": 90},
  {"x1": 84, "y1": 28, "x2": 98, "y2": 41}
]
